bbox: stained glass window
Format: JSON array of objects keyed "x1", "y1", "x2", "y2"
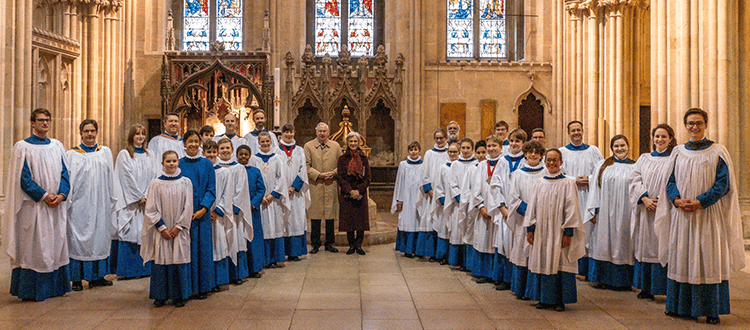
[
  {"x1": 447, "y1": 0, "x2": 473, "y2": 58},
  {"x1": 315, "y1": 0, "x2": 342, "y2": 56},
  {"x1": 447, "y1": 0, "x2": 510, "y2": 60},
  {"x1": 184, "y1": 0, "x2": 210, "y2": 51},
  {"x1": 479, "y1": 0, "x2": 505, "y2": 58},
  {"x1": 348, "y1": 0, "x2": 374, "y2": 57},
  {"x1": 217, "y1": 0, "x2": 243, "y2": 51}
]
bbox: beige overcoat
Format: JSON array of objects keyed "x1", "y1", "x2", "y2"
[{"x1": 304, "y1": 138, "x2": 343, "y2": 220}]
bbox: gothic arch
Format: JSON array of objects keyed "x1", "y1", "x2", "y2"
[
  {"x1": 513, "y1": 85, "x2": 551, "y2": 115},
  {"x1": 514, "y1": 86, "x2": 550, "y2": 136}
]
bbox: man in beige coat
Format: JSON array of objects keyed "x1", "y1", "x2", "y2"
[{"x1": 304, "y1": 122, "x2": 343, "y2": 253}]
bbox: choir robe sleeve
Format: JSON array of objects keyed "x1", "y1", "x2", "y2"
[
  {"x1": 21, "y1": 159, "x2": 47, "y2": 202},
  {"x1": 248, "y1": 167, "x2": 266, "y2": 209},
  {"x1": 115, "y1": 151, "x2": 147, "y2": 206},
  {"x1": 231, "y1": 166, "x2": 254, "y2": 241},
  {"x1": 270, "y1": 158, "x2": 289, "y2": 211},
  {"x1": 561, "y1": 180, "x2": 586, "y2": 264},
  {"x1": 504, "y1": 173, "x2": 525, "y2": 232},
  {"x1": 200, "y1": 161, "x2": 217, "y2": 211},
  {"x1": 390, "y1": 162, "x2": 406, "y2": 214},
  {"x1": 629, "y1": 156, "x2": 649, "y2": 208},
  {"x1": 696, "y1": 157, "x2": 729, "y2": 209},
  {"x1": 585, "y1": 160, "x2": 605, "y2": 223},
  {"x1": 432, "y1": 165, "x2": 448, "y2": 215},
  {"x1": 488, "y1": 162, "x2": 510, "y2": 219},
  {"x1": 294, "y1": 148, "x2": 311, "y2": 209}
]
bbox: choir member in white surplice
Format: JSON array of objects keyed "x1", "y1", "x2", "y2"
[
  {"x1": 505, "y1": 141, "x2": 546, "y2": 299},
  {"x1": 432, "y1": 142, "x2": 460, "y2": 264},
  {"x1": 4, "y1": 108, "x2": 71, "y2": 301},
  {"x1": 493, "y1": 121, "x2": 511, "y2": 155},
  {"x1": 141, "y1": 150, "x2": 193, "y2": 308},
  {"x1": 460, "y1": 140, "x2": 486, "y2": 273},
  {"x1": 149, "y1": 112, "x2": 186, "y2": 163},
  {"x1": 237, "y1": 145, "x2": 267, "y2": 277},
  {"x1": 469, "y1": 136, "x2": 510, "y2": 284},
  {"x1": 629, "y1": 124, "x2": 676, "y2": 300},
  {"x1": 393, "y1": 141, "x2": 431, "y2": 258},
  {"x1": 213, "y1": 139, "x2": 254, "y2": 284},
  {"x1": 419, "y1": 129, "x2": 450, "y2": 260},
  {"x1": 65, "y1": 119, "x2": 116, "y2": 291},
  {"x1": 447, "y1": 139, "x2": 477, "y2": 268},
  {"x1": 655, "y1": 109, "x2": 745, "y2": 324},
  {"x1": 585, "y1": 135, "x2": 636, "y2": 290},
  {"x1": 178, "y1": 130, "x2": 216, "y2": 299},
  {"x1": 213, "y1": 113, "x2": 247, "y2": 162},
  {"x1": 558, "y1": 120, "x2": 604, "y2": 278},
  {"x1": 202, "y1": 141, "x2": 230, "y2": 288},
  {"x1": 250, "y1": 132, "x2": 289, "y2": 268},
  {"x1": 244, "y1": 109, "x2": 279, "y2": 155},
  {"x1": 524, "y1": 148, "x2": 585, "y2": 312},
  {"x1": 276, "y1": 124, "x2": 310, "y2": 261},
  {"x1": 111, "y1": 124, "x2": 158, "y2": 279},
  {"x1": 492, "y1": 129, "x2": 528, "y2": 289}
]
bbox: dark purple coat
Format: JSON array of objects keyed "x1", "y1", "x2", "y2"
[{"x1": 336, "y1": 150, "x2": 371, "y2": 232}]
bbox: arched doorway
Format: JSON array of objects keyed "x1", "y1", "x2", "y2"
[{"x1": 517, "y1": 93, "x2": 544, "y2": 135}]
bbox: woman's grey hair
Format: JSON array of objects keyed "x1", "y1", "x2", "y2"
[
  {"x1": 346, "y1": 131, "x2": 361, "y2": 142},
  {"x1": 315, "y1": 122, "x2": 329, "y2": 130}
]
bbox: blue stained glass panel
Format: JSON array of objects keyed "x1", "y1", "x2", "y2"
[
  {"x1": 315, "y1": 0, "x2": 342, "y2": 56},
  {"x1": 217, "y1": 0, "x2": 243, "y2": 50},
  {"x1": 447, "y1": 0, "x2": 473, "y2": 58},
  {"x1": 348, "y1": 0, "x2": 374, "y2": 57},
  {"x1": 184, "y1": 0, "x2": 210, "y2": 51},
  {"x1": 479, "y1": 0, "x2": 505, "y2": 58}
]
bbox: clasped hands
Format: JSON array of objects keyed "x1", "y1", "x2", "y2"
[
  {"x1": 160, "y1": 227, "x2": 182, "y2": 240},
  {"x1": 673, "y1": 198, "x2": 702, "y2": 212},
  {"x1": 43, "y1": 193, "x2": 65, "y2": 208},
  {"x1": 526, "y1": 232, "x2": 571, "y2": 248}
]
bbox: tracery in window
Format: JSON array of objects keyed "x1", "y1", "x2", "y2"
[
  {"x1": 183, "y1": 0, "x2": 243, "y2": 51},
  {"x1": 348, "y1": 0, "x2": 374, "y2": 57},
  {"x1": 310, "y1": 0, "x2": 381, "y2": 57},
  {"x1": 315, "y1": 0, "x2": 342, "y2": 56},
  {"x1": 446, "y1": 0, "x2": 473, "y2": 58},
  {"x1": 447, "y1": 0, "x2": 516, "y2": 60}
]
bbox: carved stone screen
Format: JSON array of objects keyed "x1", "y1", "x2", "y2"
[{"x1": 294, "y1": 99, "x2": 323, "y2": 146}]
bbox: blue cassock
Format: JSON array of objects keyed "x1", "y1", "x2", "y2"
[
  {"x1": 179, "y1": 156, "x2": 216, "y2": 294},
  {"x1": 244, "y1": 165, "x2": 267, "y2": 273}
]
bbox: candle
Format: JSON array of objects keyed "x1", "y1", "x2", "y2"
[{"x1": 274, "y1": 67, "x2": 280, "y2": 128}]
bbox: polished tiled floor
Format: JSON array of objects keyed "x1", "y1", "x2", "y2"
[{"x1": 0, "y1": 244, "x2": 749, "y2": 330}]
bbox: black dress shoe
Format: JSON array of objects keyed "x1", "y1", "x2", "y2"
[
  {"x1": 90, "y1": 279, "x2": 113, "y2": 288},
  {"x1": 310, "y1": 246, "x2": 320, "y2": 254},
  {"x1": 637, "y1": 291, "x2": 654, "y2": 300},
  {"x1": 706, "y1": 316, "x2": 720, "y2": 324},
  {"x1": 476, "y1": 277, "x2": 491, "y2": 284},
  {"x1": 535, "y1": 302, "x2": 549, "y2": 309},
  {"x1": 346, "y1": 247, "x2": 356, "y2": 255},
  {"x1": 439, "y1": 259, "x2": 448, "y2": 265},
  {"x1": 554, "y1": 304, "x2": 566, "y2": 312},
  {"x1": 153, "y1": 299, "x2": 166, "y2": 307},
  {"x1": 248, "y1": 272, "x2": 262, "y2": 278},
  {"x1": 404, "y1": 254, "x2": 415, "y2": 258},
  {"x1": 288, "y1": 256, "x2": 300, "y2": 261},
  {"x1": 211, "y1": 286, "x2": 221, "y2": 293},
  {"x1": 325, "y1": 245, "x2": 339, "y2": 253},
  {"x1": 231, "y1": 279, "x2": 244, "y2": 285},
  {"x1": 173, "y1": 299, "x2": 186, "y2": 308},
  {"x1": 72, "y1": 281, "x2": 83, "y2": 291},
  {"x1": 428, "y1": 257, "x2": 438, "y2": 262},
  {"x1": 268, "y1": 262, "x2": 279, "y2": 268},
  {"x1": 356, "y1": 247, "x2": 366, "y2": 255},
  {"x1": 196, "y1": 292, "x2": 208, "y2": 300},
  {"x1": 495, "y1": 282, "x2": 510, "y2": 291}
]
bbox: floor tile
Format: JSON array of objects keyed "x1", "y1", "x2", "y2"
[
  {"x1": 412, "y1": 292, "x2": 480, "y2": 309},
  {"x1": 362, "y1": 300, "x2": 418, "y2": 319},
  {"x1": 289, "y1": 309, "x2": 362, "y2": 330},
  {"x1": 418, "y1": 309, "x2": 495, "y2": 329}
]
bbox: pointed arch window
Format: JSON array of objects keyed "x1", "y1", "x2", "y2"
[
  {"x1": 307, "y1": 0, "x2": 385, "y2": 58},
  {"x1": 183, "y1": 0, "x2": 243, "y2": 51},
  {"x1": 446, "y1": 0, "x2": 523, "y2": 61}
]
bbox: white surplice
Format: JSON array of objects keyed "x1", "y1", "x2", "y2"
[
  {"x1": 112, "y1": 149, "x2": 158, "y2": 244},
  {"x1": 629, "y1": 153, "x2": 672, "y2": 264},
  {"x1": 421, "y1": 147, "x2": 450, "y2": 230},
  {"x1": 558, "y1": 144, "x2": 603, "y2": 252},
  {"x1": 212, "y1": 134, "x2": 247, "y2": 162},
  {"x1": 655, "y1": 144, "x2": 745, "y2": 284},
  {"x1": 449, "y1": 158, "x2": 477, "y2": 245},
  {"x1": 211, "y1": 166, "x2": 232, "y2": 262},
  {"x1": 3, "y1": 139, "x2": 70, "y2": 272},
  {"x1": 250, "y1": 153, "x2": 289, "y2": 240},
  {"x1": 432, "y1": 163, "x2": 454, "y2": 239},
  {"x1": 391, "y1": 158, "x2": 429, "y2": 232},
  {"x1": 506, "y1": 165, "x2": 545, "y2": 267},
  {"x1": 523, "y1": 175, "x2": 585, "y2": 275},
  {"x1": 65, "y1": 147, "x2": 116, "y2": 261},
  {"x1": 470, "y1": 157, "x2": 509, "y2": 254},
  {"x1": 141, "y1": 171, "x2": 193, "y2": 265},
  {"x1": 275, "y1": 142, "x2": 311, "y2": 238},
  {"x1": 149, "y1": 135, "x2": 186, "y2": 166},
  {"x1": 585, "y1": 161, "x2": 635, "y2": 265}
]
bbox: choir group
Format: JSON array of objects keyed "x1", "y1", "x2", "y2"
[
  {"x1": 390, "y1": 109, "x2": 744, "y2": 325},
  {"x1": 5, "y1": 108, "x2": 312, "y2": 308},
  {"x1": 4, "y1": 107, "x2": 745, "y2": 325}
]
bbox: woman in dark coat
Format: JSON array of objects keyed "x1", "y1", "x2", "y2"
[{"x1": 337, "y1": 132, "x2": 371, "y2": 255}]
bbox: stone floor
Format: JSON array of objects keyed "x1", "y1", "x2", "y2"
[{"x1": 0, "y1": 246, "x2": 748, "y2": 330}]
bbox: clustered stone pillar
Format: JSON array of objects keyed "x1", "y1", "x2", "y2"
[{"x1": 558, "y1": 0, "x2": 648, "y2": 157}]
